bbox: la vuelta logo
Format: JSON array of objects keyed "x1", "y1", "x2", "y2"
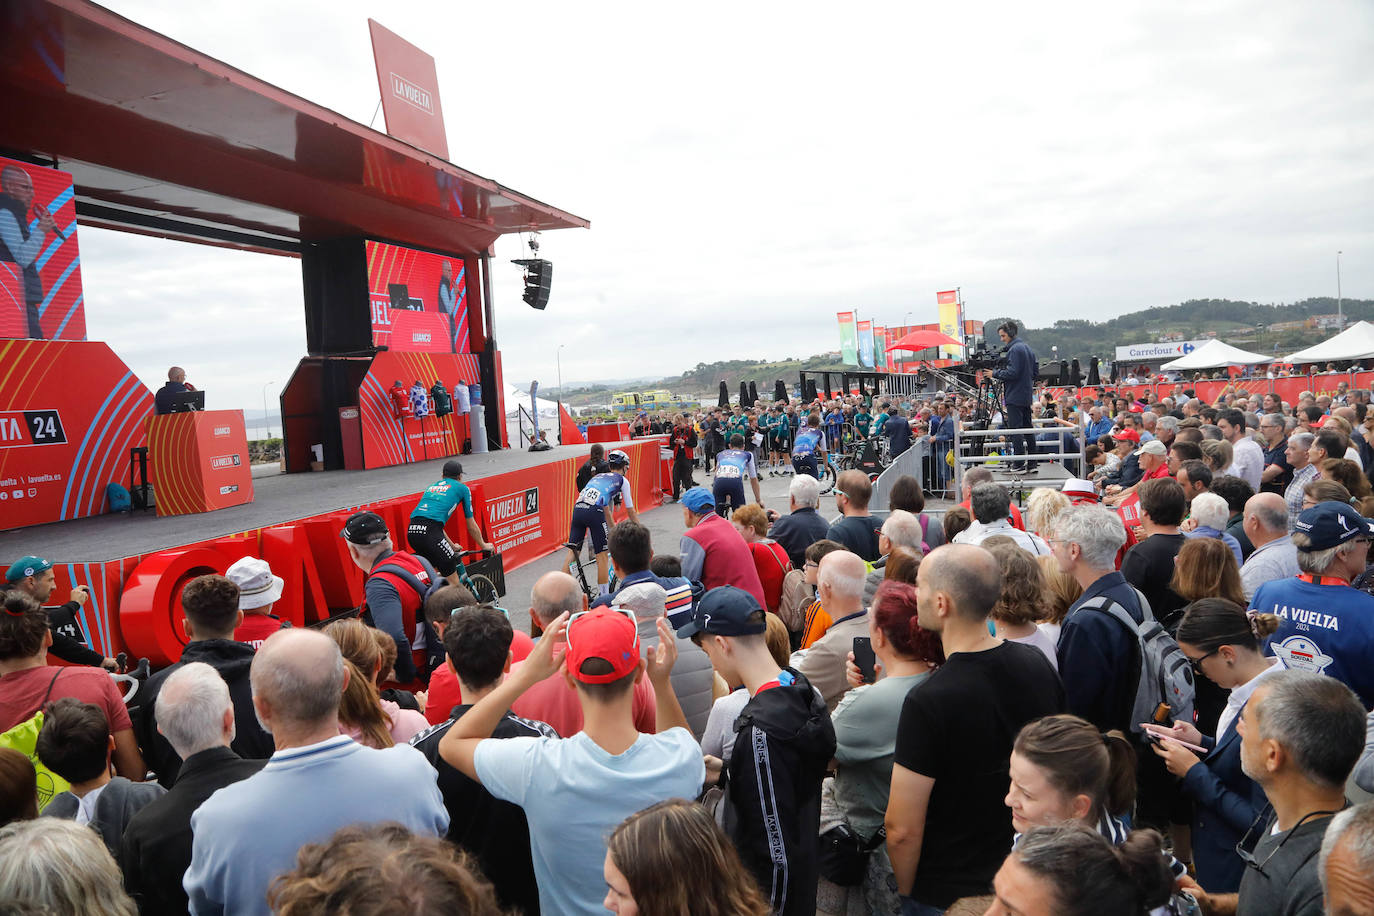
[
  {"x1": 487, "y1": 488, "x2": 539, "y2": 523},
  {"x1": 390, "y1": 72, "x2": 434, "y2": 115}
]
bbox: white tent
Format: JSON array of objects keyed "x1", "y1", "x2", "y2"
[
  {"x1": 1281, "y1": 321, "x2": 1374, "y2": 365},
  {"x1": 1160, "y1": 338, "x2": 1271, "y2": 370}
]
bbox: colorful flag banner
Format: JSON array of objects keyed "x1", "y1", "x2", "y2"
[
  {"x1": 937, "y1": 290, "x2": 962, "y2": 358},
  {"x1": 838, "y1": 311, "x2": 858, "y2": 365},
  {"x1": 857, "y1": 319, "x2": 874, "y2": 368},
  {"x1": 873, "y1": 326, "x2": 887, "y2": 369}
]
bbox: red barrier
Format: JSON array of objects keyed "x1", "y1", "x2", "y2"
[{"x1": 586, "y1": 422, "x2": 631, "y2": 443}]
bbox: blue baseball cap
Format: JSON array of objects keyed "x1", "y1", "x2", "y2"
[
  {"x1": 1294, "y1": 502, "x2": 1374, "y2": 551},
  {"x1": 5, "y1": 556, "x2": 53, "y2": 583},
  {"x1": 680, "y1": 487, "x2": 715, "y2": 514},
  {"x1": 675, "y1": 585, "x2": 767, "y2": 639}
]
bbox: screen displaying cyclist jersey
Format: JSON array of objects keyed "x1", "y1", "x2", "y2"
[
  {"x1": 714, "y1": 448, "x2": 757, "y2": 480},
  {"x1": 411, "y1": 478, "x2": 475, "y2": 522},
  {"x1": 366, "y1": 240, "x2": 470, "y2": 354},
  {"x1": 575, "y1": 471, "x2": 634, "y2": 510},
  {"x1": 792, "y1": 428, "x2": 827, "y2": 456}
]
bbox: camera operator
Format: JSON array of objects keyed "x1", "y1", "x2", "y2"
[{"x1": 992, "y1": 320, "x2": 1038, "y2": 473}]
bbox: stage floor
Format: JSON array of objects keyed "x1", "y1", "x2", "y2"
[{"x1": 0, "y1": 444, "x2": 604, "y2": 563}]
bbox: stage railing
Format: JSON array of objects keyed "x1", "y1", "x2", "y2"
[
  {"x1": 515, "y1": 404, "x2": 537, "y2": 447},
  {"x1": 952, "y1": 415, "x2": 1088, "y2": 493}
]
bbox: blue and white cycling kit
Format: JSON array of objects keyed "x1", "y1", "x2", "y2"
[{"x1": 566, "y1": 472, "x2": 633, "y2": 554}]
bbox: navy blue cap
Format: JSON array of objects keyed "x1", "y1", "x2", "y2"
[
  {"x1": 1294, "y1": 502, "x2": 1374, "y2": 551},
  {"x1": 676, "y1": 585, "x2": 766, "y2": 639}
]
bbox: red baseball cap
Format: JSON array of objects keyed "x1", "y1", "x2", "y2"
[
  {"x1": 565, "y1": 607, "x2": 640, "y2": 684},
  {"x1": 1114, "y1": 427, "x2": 1140, "y2": 443}
]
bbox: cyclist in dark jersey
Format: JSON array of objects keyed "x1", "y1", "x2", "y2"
[
  {"x1": 407, "y1": 460, "x2": 495, "y2": 586},
  {"x1": 563, "y1": 450, "x2": 640, "y2": 594},
  {"x1": 712, "y1": 433, "x2": 764, "y2": 517},
  {"x1": 790, "y1": 413, "x2": 828, "y2": 479}
]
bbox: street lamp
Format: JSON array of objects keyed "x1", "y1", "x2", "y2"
[
  {"x1": 261, "y1": 381, "x2": 275, "y2": 440},
  {"x1": 1337, "y1": 251, "x2": 1343, "y2": 330}
]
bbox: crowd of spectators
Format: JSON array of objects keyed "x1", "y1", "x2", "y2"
[{"x1": 4, "y1": 379, "x2": 1374, "y2": 916}]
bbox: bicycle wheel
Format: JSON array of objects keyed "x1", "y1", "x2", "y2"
[
  {"x1": 467, "y1": 573, "x2": 499, "y2": 604},
  {"x1": 818, "y1": 461, "x2": 837, "y2": 495}
]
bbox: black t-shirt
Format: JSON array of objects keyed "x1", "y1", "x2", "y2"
[
  {"x1": 827, "y1": 515, "x2": 884, "y2": 562},
  {"x1": 1261, "y1": 440, "x2": 1292, "y2": 494},
  {"x1": 410, "y1": 706, "x2": 557, "y2": 914},
  {"x1": 1120, "y1": 532, "x2": 1188, "y2": 629},
  {"x1": 893, "y1": 641, "x2": 1065, "y2": 907}
]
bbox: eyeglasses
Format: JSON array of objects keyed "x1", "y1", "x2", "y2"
[
  {"x1": 1187, "y1": 648, "x2": 1219, "y2": 673},
  {"x1": 1235, "y1": 806, "x2": 1345, "y2": 877},
  {"x1": 804, "y1": 560, "x2": 819, "y2": 570},
  {"x1": 834, "y1": 489, "x2": 848, "y2": 500}
]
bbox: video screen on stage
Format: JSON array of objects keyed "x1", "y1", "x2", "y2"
[
  {"x1": 366, "y1": 240, "x2": 469, "y2": 354},
  {"x1": 0, "y1": 155, "x2": 86, "y2": 342}
]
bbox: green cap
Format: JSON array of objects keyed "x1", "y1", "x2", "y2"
[{"x1": 6, "y1": 556, "x2": 53, "y2": 583}]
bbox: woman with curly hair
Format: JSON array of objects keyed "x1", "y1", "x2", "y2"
[
  {"x1": 1023, "y1": 488, "x2": 1070, "y2": 541},
  {"x1": 269, "y1": 821, "x2": 504, "y2": 915},
  {"x1": 1319, "y1": 457, "x2": 1374, "y2": 515},
  {"x1": 984, "y1": 544, "x2": 1057, "y2": 670},
  {"x1": 322, "y1": 619, "x2": 428, "y2": 748},
  {"x1": 605, "y1": 799, "x2": 770, "y2": 916}
]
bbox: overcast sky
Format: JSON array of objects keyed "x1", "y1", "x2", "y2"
[{"x1": 81, "y1": 0, "x2": 1373, "y2": 408}]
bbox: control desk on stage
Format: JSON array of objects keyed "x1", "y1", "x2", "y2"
[{"x1": 145, "y1": 410, "x2": 255, "y2": 516}]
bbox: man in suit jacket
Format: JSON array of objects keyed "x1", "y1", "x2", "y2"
[{"x1": 120, "y1": 663, "x2": 265, "y2": 915}]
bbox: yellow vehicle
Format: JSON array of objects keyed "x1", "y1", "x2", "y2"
[
  {"x1": 641, "y1": 389, "x2": 700, "y2": 412},
  {"x1": 611, "y1": 392, "x2": 641, "y2": 413}
]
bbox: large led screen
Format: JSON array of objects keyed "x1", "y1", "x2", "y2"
[
  {"x1": 366, "y1": 240, "x2": 469, "y2": 353},
  {"x1": 0, "y1": 155, "x2": 86, "y2": 341}
]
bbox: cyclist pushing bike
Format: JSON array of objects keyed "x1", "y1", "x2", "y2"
[
  {"x1": 712, "y1": 433, "x2": 764, "y2": 516},
  {"x1": 790, "y1": 413, "x2": 828, "y2": 479},
  {"x1": 563, "y1": 449, "x2": 639, "y2": 596},
  {"x1": 407, "y1": 460, "x2": 495, "y2": 588}
]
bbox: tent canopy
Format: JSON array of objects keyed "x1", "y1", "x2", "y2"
[
  {"x1": 886, "y1": 329, "x2": 962, "y2": 352},
  {"x1": 1281, "y1": 321, "x2": 1374, "y2": 365},
  {"x1": 1160, "y1": 339, "x2": 1271, "y2": 370}
]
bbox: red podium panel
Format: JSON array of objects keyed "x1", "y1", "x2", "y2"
[
  {"x1": 145, "y1": 410, "x2": 254, "y2": 516},
  {"x1": 0, "y1": 340, "x2": 151, "y2": 531},
  {"x1": 586, "y1": 422, "x2": 630, "y2": 443}
]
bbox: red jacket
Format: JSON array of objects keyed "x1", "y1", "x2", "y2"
[{"x1": 749, "y1": 540, "x2": 793, "y2": 614}]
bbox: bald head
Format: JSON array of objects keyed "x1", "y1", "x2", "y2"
[
  {"x1": 817, "y1": 550, "x2": 866, "y2": 611},
  {"x1": 922, "y1": 544, "x2": 1002, "y2": 622},
  {"x1": 1244, "y1": 492, "x2": 1288, "y2": 538},
  {"x1": 250, "y1": 629, "x2": 345, "y2": 729},
  {"x1": 530, "y1": 571, "x2": 584, "y2": 626},
  {"x1": 168, "y1": 366, "x2": 185, "y2": 383}
]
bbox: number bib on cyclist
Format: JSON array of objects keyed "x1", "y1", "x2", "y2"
[
  {"x1": 576, "y1": 472, "x2": 630, "y2": 510},
  {"x1": 714, "y1": 449, "x2": 755, "y2": 481}
]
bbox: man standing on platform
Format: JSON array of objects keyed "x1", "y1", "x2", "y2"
[
  {"x1": 453, "y1": 377, "x2": 472, "y2": 449},
  {"x1": 154, "y1": 367, "x2": 191, "y2": 415},
  {"x1": 993, "y1": 320, "x2": 1037, "y2": 473}
]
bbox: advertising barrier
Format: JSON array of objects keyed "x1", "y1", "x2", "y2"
[
  {"x1": 0, "y1": 340, "x2": 152, "y2": 530},
  {"x1": 3, "y1": 439, "x2": 664, "y2": 667}
]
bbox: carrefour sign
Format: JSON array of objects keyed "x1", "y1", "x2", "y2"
[{"x1": 1115, "y1": 340, "x2": 1209, "y2": 361}]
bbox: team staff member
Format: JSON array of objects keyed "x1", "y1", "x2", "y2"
[
  {"x1": 564, "y1": 450, "x2": 640, "y2": 594},
  {"x1": 993, "y1": 320, "x2": 1038, "y2": 473},
  {"x1": 713, "y1": 434, "x2": 764, "y2": 516},
  {"x1": 153, "y1": 366, "x2": 193, "y2": 415},
  {"x1": 343, "y1": 511, "x2": 443, "y2": 684},
  {"x1": 791, "y1": 414, "x2": 828, "y2": 478},
  {"x1": 3, "y1": 556, "x2": 116, "y2": 669},
  {"x1": 669, "y1": 415, "x2": 698, "y2": 501},
  {"x1": 407, "y1": 460, "x2": 494, "y2": 587}
]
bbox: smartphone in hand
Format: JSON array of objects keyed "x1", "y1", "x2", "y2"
[{"x1": 852, "y1": 637, "x2": 876, "y2": 684}]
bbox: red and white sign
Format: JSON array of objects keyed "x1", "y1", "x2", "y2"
[{"x1": 368, "y1": 20, "x2": 449, "y2": 160}]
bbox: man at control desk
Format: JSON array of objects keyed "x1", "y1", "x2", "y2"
[
  {"x1": 992, "y1": 320, "x2": 1037, "y2": 474},
  {"x1": 154, "y1": 366, "x2": 193, "y2": 415}
]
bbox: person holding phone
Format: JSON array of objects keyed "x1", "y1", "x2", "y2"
[
  {"x1": 1146, "y1": 598, "x2": 1281, "y2": 893},
  {"x1": 819, "y1": 581, "x2": 944, "y2": 914}
]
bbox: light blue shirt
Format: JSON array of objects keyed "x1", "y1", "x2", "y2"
[
  {"x1": 475, "y1": 727, "x2": 705, "y2": 915},
  {"x1": 185, "y1": 736, "x2": 448, "y2": 915},
  {"x1": 0, "y1": 209, "x2": 45, "y2": 267}
]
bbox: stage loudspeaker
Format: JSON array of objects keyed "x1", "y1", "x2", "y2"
[{"x1": 513, "y1": 259, "x2": 553, "y2": 310}]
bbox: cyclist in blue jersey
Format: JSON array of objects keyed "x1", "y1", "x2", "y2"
[
  {"x1": 790, "y1": 413, "x2": 828, "y2": 479},
  {"x1": 407, "y1": 460, "x2": 495, "y2": 586},
  {"x1": 824, "y1": 403, "x2": 845, "y2": 447},
  {"x1": 563, "y1": 449, "x2": 640, "y2": 593},
  {"x1": 713, "y1": 433, "x2": 764, "y2": 517}
]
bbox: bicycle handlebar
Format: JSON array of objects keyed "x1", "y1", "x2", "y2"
[{"x1": 456, "y1": 548, "x2": 494, "y2": 560}]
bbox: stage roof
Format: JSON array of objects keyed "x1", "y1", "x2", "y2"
[{"x1": 0, "y1": 0, "x2": 589, "y2": 257}]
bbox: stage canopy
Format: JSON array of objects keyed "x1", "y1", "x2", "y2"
[
  {"x1": 885, "y1": 329, "x2": 963, "y2": 352},
  {"x1": 1281, "y1": 321, "x2": 1374, "y2": 365},
  {"x1": 1160, "y1": 338, "x2": 1271, "y2": 370},
  {"x1": 0, "y1": 0, "x2": 588, "y2": 257}
]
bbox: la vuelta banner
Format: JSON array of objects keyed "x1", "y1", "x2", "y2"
[
  {"x1": 857, "y1": 319, "x2": 874, "y2": 368},
  {"x1": 0, "y1": 155, "x2": 86, "y2": 341},
  {"x1": 0, "y1": 340, "x2": 152, "y2": 530},
  {"x1": 837, "y1": 311, "x2": 858, "y2": 365},
  {"x1": 937, "y1": 290, "x2": 961, "y2": 358}
]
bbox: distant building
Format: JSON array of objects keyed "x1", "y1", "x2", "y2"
[{"x1": 1314, "y1": 314, "x2": 1344, "y2": 330}]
